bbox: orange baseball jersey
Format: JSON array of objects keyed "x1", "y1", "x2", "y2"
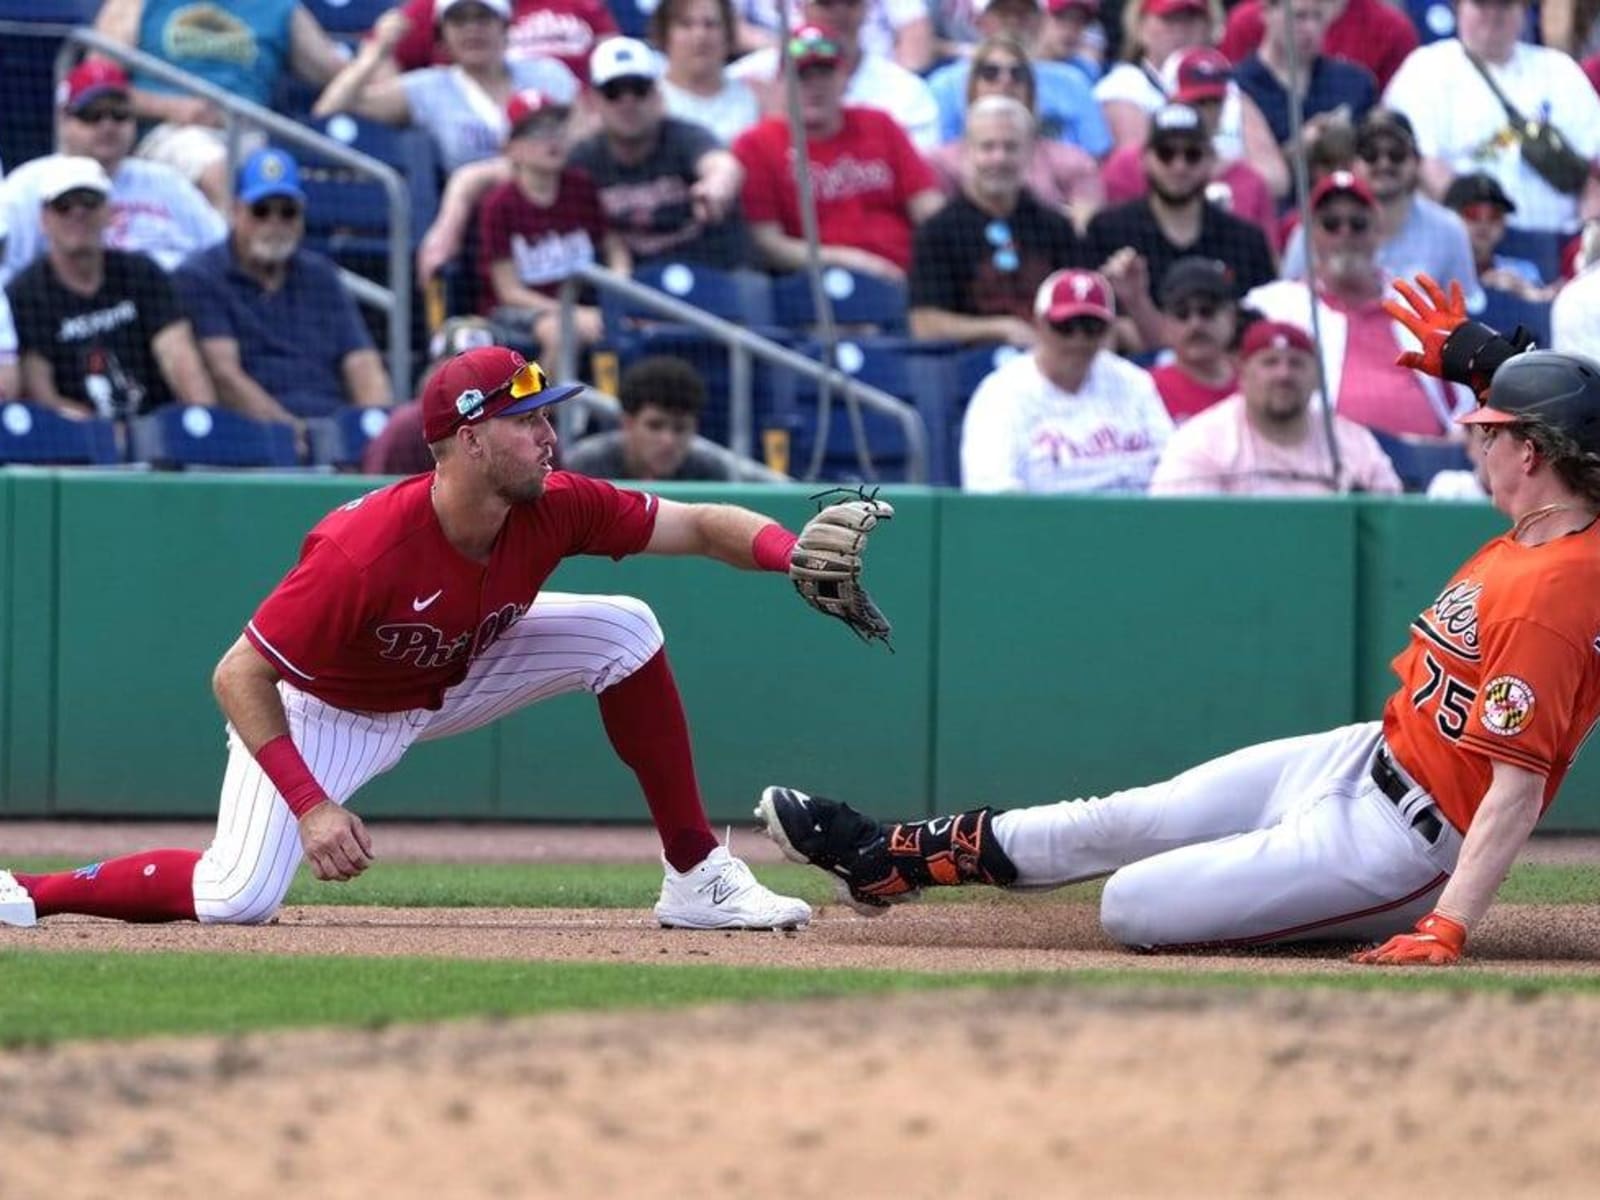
[{"x1": 1382, "y1": 521, "x2": 1600, "y2": 833}]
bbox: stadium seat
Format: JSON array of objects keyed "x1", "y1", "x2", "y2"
[
  {"x1": 305, "y1": 406, "x2": 392, "y2": 469},
  {"x1": 604, "y1": 262, "x2": 776, "y2": 327},
  {"x1": 293, "y1": 121, "x2": 440, "y2": 262},
  {"x1": 1372, "y1": 430, "x2": 1471, "y2": 493},
  {"x1": 0, "y1": 16, "x2": 90, "y2": 170},
  {"x1": 301, "y1": 0, "x2": 391, "y2": 34},
  {"x1": 1495, "y1": 227, "x2": 1565, "y2": 285},
  {"x1": 128, "y1": 405, "x2": 301, "y2": 469},
  {"x1": 0, "y1": 402, "x2": 120, "y2": 465},
  {"x1": 1479, "y1": 287, "x2": 1553, "y2": 349},
  {"x1": 772, "y1": 269, "x2": 909, "y2": 333},
  {"x1": 610, "y1": 0, "x2": 655, "y2": 38}
]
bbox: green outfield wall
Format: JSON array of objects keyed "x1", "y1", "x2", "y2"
[{"x1": 3, "y1": 471, "x2": 1594, "y2": 829}]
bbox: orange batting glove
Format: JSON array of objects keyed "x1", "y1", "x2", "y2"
[
  {"x1": 1352, "y1": 912, "x2": 1468, "y2": 966},
  {"x1": 1383, "y1": 273, "x2": 1469, "y2": 378}
]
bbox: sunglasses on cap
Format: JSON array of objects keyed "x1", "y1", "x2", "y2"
[
  {"x1": 600, "y1": 78, "x2": 653, "y2": 102},
  {"x1": 250, "y1": 198, "x2": 303, "y2": 221},
  {"x1": 1317, "y1": 211, "x2": 1371, "y2": 235},
  {"x1": 73, "y1": 105, "x2": 133, "y2": 125},
  {"x1": 47, "y1": 190, "x2": 106, "y2": 215},
  {"x1": 1153, "y1": 142, "x2": 1206, "y2": 166},
  {"x1": 1358, "y1": 143, "x2": 1411, "y2": 166},
  {"x1": 975, "y1": 62, "x2": 1028, "y2": 84},
  {"x1": 1049, "y1": 315, "x2": 1108, "y2": 337},
  {"x1": 456, "y1": 360, "x2": 555, "y2": 420}
]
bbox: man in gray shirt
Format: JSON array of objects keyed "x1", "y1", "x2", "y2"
[
  {"x1": 564, "y1": 354, "x2": 746, "y2": 482},
  {"x1": 1280, "y1": 109, "x2": 1482, "y2": 309}
]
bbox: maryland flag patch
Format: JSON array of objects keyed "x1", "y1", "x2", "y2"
[{"x1": 1481, "y1": 675, "x2": 1535, "y2": 736}]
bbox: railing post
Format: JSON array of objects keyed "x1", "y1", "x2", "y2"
[{"x1": 728, "y1": 343, "x2": 753, "y2": 460}]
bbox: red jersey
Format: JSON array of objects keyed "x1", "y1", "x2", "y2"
[
  {"x1": 1150, "y1": 363, "x2": 1236, "y2": 423},
  {"x1": 477, "y1": 169, "x2": 604, "y2": 312},
  {"x1": 732, "y1": 107, "x2": 937, "y2": 272},
  {"x1": 1218, "y1": 0, "x2": 1418, "y2": 90},
  {"x1": 391, "y1": 0, "x2": 618, "y2": 81},
  {"x1": 1383, "y1": 521, "x2": 1600, "y2": 833},
  {"x1": 245, "y1": 472, "x2": 658, "y2": 713}
]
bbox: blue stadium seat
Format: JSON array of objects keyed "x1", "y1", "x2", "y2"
[
  {"x1": 0, "y1": 0, "x2": 100, "y2": 19},
  {"x1": 786, "y1": 338, "x2": 955, "y2": 483},
  {"x1": 128, "y1": 405, "x2": 301, "y2": 469},
  {"x1": 605, "y1": 262, "x2": 776, "y2": 327},
  {"x1": 305, "y1": 406, "x2": 392, "y2": 469},
  {"x1": 610, "y1": 0, "x2": 655, "y2": 38},
  {"x1": 1371, "y1": 431, "x2": 1471, "y2": 493},
  {"x1": 1494, "y1": 227, "x2": 1566, "y2": 285},
  {"x1": 292, "y1": 121, "x2": 440, "y2": 260},
  {"x1": 1479, "y1": 287, "x2": 1553, "y2": 349},
  {"x1": 772, "y1": 269, "x2": 909, "y2": 333},
  {"x1": 0, "y1": 402, "x2": 120, "y2": 465},
  {"x1": 301, "y1": 0, "x2": 391, "y2": 34},
  {"x1": 0, "y1": 21, "x2": 83, "y2": 170}
]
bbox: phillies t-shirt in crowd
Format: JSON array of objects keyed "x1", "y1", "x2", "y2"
[
  {"x1": 245, "y1": 472, "x2": 658, "y2": 713},
  {"x1": 476, "y1": 169, "x2": 606, "y2": 311},
  {"x1": 1150, "y1": 363, "x2": 1237, "y2": 423},
  {"x1": 389, "y1": 0, "x2": 617, "y2": 80},
  {"x1": 733, "y1": 106, "x2": 937, "y2": 271}
]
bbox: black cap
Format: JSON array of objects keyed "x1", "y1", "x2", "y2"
[
  {"x1": 1443, "y1": 171, "x2": 1517, "y2": 214},
  {"x1": 1159, "y1": 256, "x2": 1235, "y2": 309},
  {"x1": 1147, "y1": 102, "x2": 1207, "y2": 146},
  {"x1": 1466, "y1": 350, "x2": 1600, "y2": 454},
  {"x1": 1357, "y1": 107, "x2": 1416, "y2": 152}
]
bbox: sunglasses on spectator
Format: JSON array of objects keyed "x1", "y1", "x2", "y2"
[
  {"x1": 1049, "y1": 316, "x2": 1108, "y2": 338},
  {"x1": 47, "y1": 191, "x2": 105, "y2": 215},
  {"x1": 985, "y1": 219, "x2": 1019, "y2": 272},
  {"x1": 1170, "y1": 299, "x2": 1222, "y2": 320},
  {"x1": 1459, "y1": 202, "x2": 1507, "y2": 222},
  {"x1": 975, "y1": 62, "x2": 1027, "y2": 84},
  {"x1": 600, "y1": 78, "x2": 653, "y2": 102},
  {"x1": 1152, "y1": 142, "x2": 1206, "y2": 166},
  {"x1": 250, "y1": 198, "x2": 303, "y2": 222},
  {"x1": 1317, "y1": 212, "x2": 1371, "y2": 235},
  {"x1": 1359, "y1": 144, "x2": 1411, "y2": 166},
  {"x1": 73, "y1": 105, "x2": 133, "y2": 125}
]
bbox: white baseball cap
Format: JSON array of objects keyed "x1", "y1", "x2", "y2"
[
  {"x1": 39, "y1": 155, "x2": 113, "y2": 205},
  {"x1": 590, "y1": 37, "x2": 660, "y2": 88},
  {"x1": 436, "y1": 0, "x2": 511, "y2": 21}
]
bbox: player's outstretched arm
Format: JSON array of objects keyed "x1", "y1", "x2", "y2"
[
  {"x1": 644, "y1": 497, "x2": 791, "y2": 570},
  {"x1": 212, "y1": 637, "x2": 374, "y2": 882},
  {"x1": 1353, "y1": 761, "x2": 1544, "y2": 966}
]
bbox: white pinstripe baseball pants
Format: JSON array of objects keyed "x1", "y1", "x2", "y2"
[{"x1": 192, "y1": 593, "x2": 664, "y2": 924}]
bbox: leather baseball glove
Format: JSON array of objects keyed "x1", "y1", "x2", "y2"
[{"x1": 790, "y1": 489, "x2": 895, "y2": 647}]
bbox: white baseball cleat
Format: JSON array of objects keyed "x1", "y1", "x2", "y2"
[
  {"x1": 654, "y1": 846, "x2": 811, "y2": 930},
  {"x1": 0, "y1": 870, "x2": 39, "y2": 928}
]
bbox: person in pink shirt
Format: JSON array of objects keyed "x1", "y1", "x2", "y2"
[
  {"x1": 1245, "y1": 170, "x2": 1472, "y2": 437},
  {"x1": 1148, "y1": 256, "x2": 1239, "y2": 421},
  {"x1": 732, "y1": 22, "x2": 945, "y2": 278},
  {"x1": 1149, "y1": 318, "x2": 1402, "y2": 494},
  {"x1": 1217, "y1": 0, "x2": 1417, "y2": 91}
]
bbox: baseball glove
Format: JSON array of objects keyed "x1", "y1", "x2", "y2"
[{"x1": 790, "y1": 488, "x2": 895, "y2": 647}]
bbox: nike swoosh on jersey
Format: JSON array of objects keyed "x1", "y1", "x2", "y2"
[{"x1": 412, "y1": 589, "x2": 444, "y2": 612}]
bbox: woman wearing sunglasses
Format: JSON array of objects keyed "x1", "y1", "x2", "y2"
[
  {"x1": 314, "y1": 0, "x2": 582, "y2": 175},
  {"x1": 927, "y1": 36, "x2": 1103, "y2": 229}
]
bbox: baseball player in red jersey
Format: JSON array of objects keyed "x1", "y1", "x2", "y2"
[
  {"x1": 0, "y1": 347, "x2": 890, "y2": 932},
  {"x1": 754, "y1": 275, "x2": 1600, "y2": 965}
]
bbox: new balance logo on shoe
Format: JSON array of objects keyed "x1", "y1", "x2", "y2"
[{"x1": 710, "y1": 877, "x2": 738, "y2": 905}]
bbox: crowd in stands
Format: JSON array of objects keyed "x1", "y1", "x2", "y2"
[{"x1": 5, "y1": 0, "x2": 1600, "y2": 500}]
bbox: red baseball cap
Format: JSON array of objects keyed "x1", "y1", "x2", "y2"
[
  {"x1": 1240, "y1": 320, "x2": 1315, "y2": 361},
  {"x1": 504, "y1": 88, "x2": 566, "y2": 133},
  {"x1": 1144, "y1": 0, "x2": 1209, "y2": 16},
  {"x1": 420, "y1": 346, "x2": 583, "y2": 443},
  {"x1": 1168, "y1": 46, "x2": 1231, "y2": 105},
  {"x1": 1035, "y1": 269, "x2": 1116, "y2": 323},
  {"x1": 57, "y1": 60, "x2": 130, "y2": 115},
  {"x1": 1310, "y1": 169, "x2": 1377, "y2": 210},
  {"x1": 789, "y1": 22, "x2": 844, "y2": 69}
]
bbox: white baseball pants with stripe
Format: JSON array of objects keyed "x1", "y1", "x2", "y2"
[
  {"x1": 991, "y1": 722, "x2": 1464, "y2": 947},
  {"x1": 191, "y1": 593, "x2": 663, "y2": 924}
]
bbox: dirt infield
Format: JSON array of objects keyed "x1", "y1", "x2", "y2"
[{"x1": 5, "y1": 824, "x2": 1600, "y2": 1197}]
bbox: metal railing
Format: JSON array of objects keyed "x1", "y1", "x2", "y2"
[
  {"x1": 59, "y1": 28, "x2": 413, "y2": 396},
  {"x1": 556, "y1": 264, "x2": 929, "y2": 483}
]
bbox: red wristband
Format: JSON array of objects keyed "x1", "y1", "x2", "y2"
[
  {"x1": 752, "y1": 523, "x2": 798, "y2": 573},
  {"x1": 256, "y1": 734, "x2": 329, "y2": 819}
]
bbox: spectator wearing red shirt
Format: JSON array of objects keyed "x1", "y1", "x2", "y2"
[
  {"x1": 385, "y1": 0, "x2": 617, "y2": 80},
  {"x1": 731, "y1": 23, "x2": 944, "y2": 278},
  {"x1": 1149, "y1": 255, "x2": 1240, "y2": 422},
  {"x1": 1218, "y1": 0, "x2": 1417, "y2": 91},
  {"x1": 477, "y1": 89, "x2": 624, "y2": 360}
]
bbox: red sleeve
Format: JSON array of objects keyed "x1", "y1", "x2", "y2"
[
  {"x1": 1458, "y1": 618, "x2": 1589, "y2": 776},
  {"x1": 390, "y1": 0, "x2": 440, "y2": 72},
  {"x1": 542, "y1": 472, "x2": 659, "y2": 558},
  {"x1": 733, "y1": 124, "x2": 781, "y2": 224},
  {"x1": 583, "y1": 0, "x2": 619, "y2": 37},
  {"x1": 245, "y1": 537, "x2": 370, "y2": 684},
  {"x1": 883, "y1": 112, "x2": 937, "y2": 203},
  {"x1": 478, "y1": 183, "x2": 515, "y2": 266},
  {"x1": 1218, "y1": 0, "x2": 1263, "y2": 64}
]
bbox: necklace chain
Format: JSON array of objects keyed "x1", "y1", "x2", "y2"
[{"x1": 1512, "y1": 503, "x2": 1594, "y2": 540}]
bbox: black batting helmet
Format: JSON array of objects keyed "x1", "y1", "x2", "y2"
[{"x1": 1461, "y1": 350, "x2": 1600, "y2": 454}]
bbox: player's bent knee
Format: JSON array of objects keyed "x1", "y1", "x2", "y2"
[
  {"x1": 606, "y1": 595, "x2": 665, "y2": 663},
  {"x1": 1099, "y1": 870, "x2": 1163, "y2": 950},
  {"x1": 196, "y1": 893, "x2": 284, "y2": 926}
]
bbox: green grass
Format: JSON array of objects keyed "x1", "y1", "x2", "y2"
[
  {"x1": 5, "y1": 857, "x2": 1594, "y2": 907},
  {"x1": 5, "y1": 950, "x2": 1600, "y2": 1045}
]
